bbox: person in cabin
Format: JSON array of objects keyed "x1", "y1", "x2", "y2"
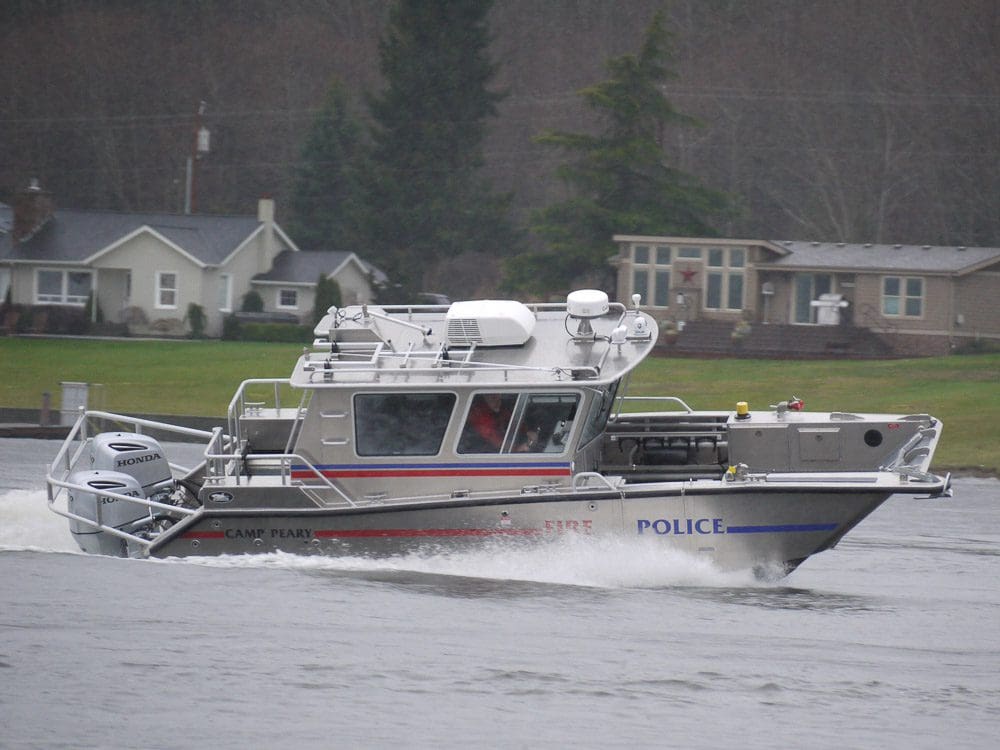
[{"x1": 460, "y1": 393, "x2": 539, "y2": 453}]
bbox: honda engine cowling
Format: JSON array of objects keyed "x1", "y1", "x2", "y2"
[{"x1": 66, "y1": 470, "x2": 148, "y2": 556}]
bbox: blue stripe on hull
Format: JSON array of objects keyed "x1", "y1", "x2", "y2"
[{"x1": 726, "y1": 522, "x2": 839, "y2": 534}]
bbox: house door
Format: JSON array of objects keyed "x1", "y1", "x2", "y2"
[{"x1": 793, "y1": 273, "x2": 833, "y2": 324}]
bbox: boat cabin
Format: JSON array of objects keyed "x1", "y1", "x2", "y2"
[{"x1": 231, "y1": 291, "x2": 657, "y2": 502}]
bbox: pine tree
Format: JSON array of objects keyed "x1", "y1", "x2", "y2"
[
  {"x1": 362, "y1": 0, "x2": 520, "y2": 300},
  {"x1": 506, "y1": 11, "x2": 731, "y2": 294},
  {"x1": 312, "y1": 274, "x2": 343, "y2": 326},
  {"x1": 289, "y1": 79, "x2": 367, "y2": 251}
]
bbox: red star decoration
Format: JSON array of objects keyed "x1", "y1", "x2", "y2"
[{"x1": 680, "y1": 267, "x2": 698, "y2": 284}]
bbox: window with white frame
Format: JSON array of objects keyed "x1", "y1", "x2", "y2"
[
  {"x1": 35, "y1": 269, "x2": 93, "y2": 305},
  {"x1": 630, "y1": 243, "x2": 673, "y2": 307},
  {"x1": 704, "y1": 247, "x2": 746, "y2": 311},
  {"x1": 277, "y1": 288, "x2": 298, "y2": 309},
  {"x1": 630, "y1": 243, "x2": 747, "y2": 311},
  {"x1": 156, "y1": 272, "x2": 178, "y2": 309},
  {"x1": 218, "y1": 274, "x2": 232, "y2": 312},
  {"x1": 882, "y1": 276, "x2": 923, "y2": 317}
]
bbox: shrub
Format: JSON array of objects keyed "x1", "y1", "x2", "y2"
[
  {"x1": 222, "y1": 314, "x2": 242, "y2": 341},
  {"x1": 313, "y1": 275, "x2": 343, "y2": 326},
  {"x1": 83, "y1": 293, "x2": 104, "y2": 325},
  {"x1": 241, "y1": 290, "x2": 264, "y2": 312},
  {"x1": 186, "y1": 303, "x2": 207, "y2": 338},
  {"x1": 223, "y1": 319, "x2": 312, "y2": 343}
]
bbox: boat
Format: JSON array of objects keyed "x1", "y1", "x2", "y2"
[{"x1": 45, "y1": 289, "x2": 950, "y2": 575}]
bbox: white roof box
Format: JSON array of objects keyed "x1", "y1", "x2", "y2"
[{"x1": 445, "y1": 300, "x2": 536, "y2": 346}]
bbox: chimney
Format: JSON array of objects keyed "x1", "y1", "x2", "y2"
[
  {"x1": 257, "y1": 196, "x2": 276, "y2": 269},
  {"x1": 13, "y1": 178, "x2": 54, "y2": 243},
  {"x1": 257, "y1": 196, "x2": 275, "y2": 224}
]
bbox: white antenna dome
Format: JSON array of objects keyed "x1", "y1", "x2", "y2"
[{"x1": 566, "y1": 289, "x2": 609, "y2": 318}]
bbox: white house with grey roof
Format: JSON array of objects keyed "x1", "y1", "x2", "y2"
[
  {"x1": 614, "y1": 235, "x2": 1000, "y2": 356},
  {"x1": 0, "y1": 182, "x2": 379, "y2": 337},
  {"x1": 250, "y1": 249, "x2": 383, "y2": 319}
]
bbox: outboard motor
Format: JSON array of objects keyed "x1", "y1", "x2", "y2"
[
  {"x1": 90, "y1": 433, "x2": 174, "y2": 499},
  {"x1": 66, "y1": 470, "x2": 148, "y2": 556}
]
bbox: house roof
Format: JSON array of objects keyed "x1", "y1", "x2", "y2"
[
  {"x1": 254, "y1": 249, "x2": 359, "y2": 284},
  {"x1": 761, "y1": 241, "x2": 1000, "y2": 275},
  {"x1": 253, "y1": 250, "x2": 387, "y2": 284},
  {"x1": 613, "y1": 234, "x2": 792, "y2": 256},
  {"x1": 0, "y1": 208, "x2": 265, "y2": 266},
  {"x1": 253, "y1": 249, "x2": 387, "y2": 286}
]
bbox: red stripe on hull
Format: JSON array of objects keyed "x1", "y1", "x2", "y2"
[
  {"x1": 314, "y1": 527, "x2": 542, "y2": 538},
  {"x1": 292, "y1": 468, "x2": 571, "y2": 479}
]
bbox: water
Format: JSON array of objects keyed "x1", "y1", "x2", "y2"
[{"x1": 1, "y1": 438, "x2": 998, "y2": 749}]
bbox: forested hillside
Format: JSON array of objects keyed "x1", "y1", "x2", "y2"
[{"x1": 2, "y1": 0, "x2": 997, "y2": 253}]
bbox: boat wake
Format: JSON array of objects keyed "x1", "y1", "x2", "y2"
[
  {"x1": 171, "y1": 535, "x2": 764, "y2": 590},
  {"x1": 0, "y1": 489, "x2": 78, "y2": 554},
  {"x1": 1, "y1": 488, "x2": 763, "y2": 589}
]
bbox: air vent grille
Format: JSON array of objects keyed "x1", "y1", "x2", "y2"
[
  {"x1": 447, "y1": 318, "x2": 483, "y2": 344},
  {"x1": 108, "y1": 442, "x2": 149, "y2": 452}
]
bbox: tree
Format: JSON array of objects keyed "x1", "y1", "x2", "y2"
[
  {"x1": 506, "y1": 10, "x2": 731, "y2": 294},
  {"x1": 289, "y1": 79, "x2": 368, "y2": 251},
  {"x1": 312, "y1": 274, "x2": 343, "y2": 326},
  {"x1": 362, "y1": 0, "x2": 521, "y2": 299}
]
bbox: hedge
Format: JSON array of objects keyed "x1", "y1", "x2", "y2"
[{"x1": 222, "y1": 316, "x2": 313, "y2": 343}]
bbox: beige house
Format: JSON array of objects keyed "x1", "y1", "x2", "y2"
[
  {"x1": 613, "y1": 235, "x2": 1000, "y2": 356},
  {"x1": 0, "y1": 183, "x2": 379, "y2": 337}
]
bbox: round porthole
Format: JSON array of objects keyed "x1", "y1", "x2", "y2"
[{"x1": 864, "y1": 429, "x2": 883, "y2": 447}]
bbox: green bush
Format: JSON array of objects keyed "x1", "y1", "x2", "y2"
[
  {"x1": 313, "y1": 275, "x2": 343, "y2": 326},
  {"x1": 222, "y1": 314, "x2": 242, "y2": 340},
  {"x1": 186, "y1": 303, "x2": 207, "y2": 338},
  {"x1": 241, "y1": 290, "x2": 264, "y2": 312},
  {"x1": 231, "y1": 321, "x2": 313, "y2": 343}
]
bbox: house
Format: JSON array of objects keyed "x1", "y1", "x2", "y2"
[
  {"x1": 0, "y1": 181, "x2": 379, "y2": 337},
  {"x1": 613, "y1": 235, "x2": 1000, "y2": 356},
  {"x1": 251, "y1": 249, "x2": 384, "y2": 318}
]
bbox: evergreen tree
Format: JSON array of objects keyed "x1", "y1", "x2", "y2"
[
  {"x1": 289, "y1": 79, "x2": 367, "y2": 251},
  {"x1": 312, "y1": 274, "x2": 343, "y2": 326},
  {"x1": 362, "y1": 0, "x2": 520, "y2": 300},
  {"x1": 506, "y1": 11, "x2": 732, "y2": 295}
]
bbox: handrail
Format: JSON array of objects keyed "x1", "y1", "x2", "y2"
[
  {"x1": 613, "y1": 396, "x2": 696, "y2": 414},
  {"x1": 226, "y1": 378, "x2": 292, "y2": 447},
  {"x1": 303, "y1": 348, "x2": 580, "y2": 375},
  {"x1": 571, "y1": 471, "x2": 622, "y2": 492},
  {"x1": 45, "y1": 409, "x2": 209, "y2": 552}
]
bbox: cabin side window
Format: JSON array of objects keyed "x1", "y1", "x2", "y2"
[
  {"x1": 458, "y1": 392, "x2": 579, "y2": 454},
  {"x1": 354, "y1": 393, "x2": 456, "y2": 456},
  {"x1": 579, "y1": 381, "x2": 620, "y2": 448}
]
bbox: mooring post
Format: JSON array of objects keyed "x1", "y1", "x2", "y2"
[{"x1": 40, "y1": 392, "x2": 51, "y2": 426}]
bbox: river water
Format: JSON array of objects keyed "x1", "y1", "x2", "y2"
[{"x1": 1, "y1": 437, "x2": 997, "y2": 749}]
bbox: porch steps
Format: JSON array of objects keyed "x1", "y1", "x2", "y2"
[{"x1": 657, "y1": 321, "x2": 893, "y2": 359}]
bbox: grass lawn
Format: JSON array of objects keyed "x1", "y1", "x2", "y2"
[
  {"x1": 2, "y1": 338, "x2": 997, "y2": 474},
  {"x1": 0, "y1": 338, "x2": 303, "y2": 417}
]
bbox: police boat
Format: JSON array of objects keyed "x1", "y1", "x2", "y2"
[{"x1": 45, "y1": 289, "x2": 950, "y2": 575}]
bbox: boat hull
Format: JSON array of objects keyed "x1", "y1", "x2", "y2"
[{"x1": 149, "y1": 486, "x2": 891, "y2": 574}]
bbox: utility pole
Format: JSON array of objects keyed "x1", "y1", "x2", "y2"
[{"x1": 183, "y1": 101, "x2": 210, "y2": 214}]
